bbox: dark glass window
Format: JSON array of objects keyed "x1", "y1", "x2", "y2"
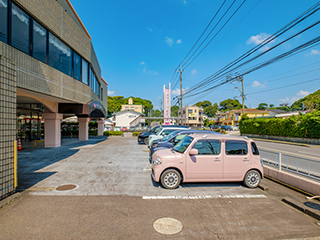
[
  {"x1": 225, "y1": 140, "x2": 248, "y2": 155},
  {"x1": 81, "y1": 59, "x2": 88, "y2": 84},
  {"x1": 193, "y1": 140, "x2": 221, "y2": 155},
  {"x1": 101, "y1": 88, "x2": 103, "y2": 101},
  {"x1": 49, "y1": 32, "x2": 72, "y2": 76},
  {"x1": 0, "y1": 0, "x2": 8, "y2": 43},
  {"x1": 11, "y1": 3, "x2": 29, "y2": 54},
  {"x1": 73, "y1": 52, "x2": 81, "y2": 81},
  {"x1": 251, "y1": 142, "x2": 260, "y2": 155},
  {"x1": 33, "y1": 20, "x2": 47, "y2": 63}
]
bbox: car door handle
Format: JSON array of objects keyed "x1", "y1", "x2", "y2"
[
  {"x1": 243, "y1": 159, "x2": 249, "y2": 162},
  {"x1": 214, "y1": 159, "x2": 221, "y2": 162}
]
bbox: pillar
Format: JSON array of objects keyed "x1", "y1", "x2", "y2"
[
  {"x1": 42, "y1": 113, "x2": 63, "y2": 148},
  {"x1": 97, "y1": 119, "x2": 104, "y2": 136},
  {"x1": 78, "y1": 117, "x2": 89, "y2": 141}
]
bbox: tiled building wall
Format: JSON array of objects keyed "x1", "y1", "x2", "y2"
[{"x1": 0, "y1": 55, "x2": 16, "y2": 200}]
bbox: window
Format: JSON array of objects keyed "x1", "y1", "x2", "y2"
[
  {"x1": 251, "y1": 142, "x2": 259, "y2": 155},
  {"x1": 101, "y1": 88, "x2": 103, "y2": 101},
  {"x1": 73, "y1": 52, "x2": 81, "y2": 81},
  {"x1": 49, "y1": 33, "x2": 72, "y2": 76},
  {"x1": 170, "y1": 134, "x2": 187, "y2": 143},
  {"x1": 188, "y1": 109, "x2": 192, "y2": 113},
  {"x1": 161, "y1": 129, "x2": 176, "y2": 136},
  {"x1": 0, "y1": 0, "x2": 8, "y2": 43},
  {"x1": 225, "y1": 140, "x2": 248, "y2": 155},
  {"x1": 192, "y1": 140, "x2": 221, "y2": 155},
  {"x1": 11, "y1": 3, "x2": 29, "y2": 54},
  {"x1": 81, "y1": 59, "x2": 88, "y2": 84},
  {"x1": 173, "y1": 136, "x2": 193, "y2": 153},
  {"x1": 33, "y1": 20, "x2": 47, "y2": 63}
]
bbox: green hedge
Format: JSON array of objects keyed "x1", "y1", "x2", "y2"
[
  {"x1": 240, "y1": 111, "x2": 320, "y2": 138},
  {"x1": 89, "y1": 130, "x2": 98, "y2": 136},
  {"x1": 103, "y1": 131, "x2": 123, "y2": 136},
  {"x1": 132, "y1": 132, "x2": 141, "y2": 137}
]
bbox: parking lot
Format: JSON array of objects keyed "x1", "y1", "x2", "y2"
[{"x1": 1, "y1": 135, "x2": 320, "y2": 239}]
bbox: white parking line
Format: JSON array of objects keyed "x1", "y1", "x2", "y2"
[{"x1": 143, "y1": 195, "x2": 267, "y2": 200}]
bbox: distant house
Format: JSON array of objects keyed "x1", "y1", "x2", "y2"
[
  {"x1": 110, "y1": 98, "x2": 145, "y2": 128},
  {"x1": 178, "y1": 105, "x2": 208, "y2": 127},
  {"x1": 121, "y1": 98, "x2": 144, "y2": 113},
  {"x1": 217, "y1": 109, "x2": 270, "y2": 126}
]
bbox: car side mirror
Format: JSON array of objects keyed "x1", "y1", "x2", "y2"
[
  {"x1": 189, "y1": 149, "x2": 198, "y2": 155},
  {"x1": 174, "y1": 139, "x2": 180, "y2": 144}
]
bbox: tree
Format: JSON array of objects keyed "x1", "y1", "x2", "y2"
[
  {"x1": 219, "y1": 99, "x2": 242, "y2": 111},
  {"x1": 204, "y1": 104, "x2": 218, "y2": 117},
  {"x1": 195, "y1": 100, "x2": 212, "y2": 108},
  {"x1": 107, "y1": 96, "x2": 153, "y2": 115},
  {"x1": 269, "y1": 104, "x2": 274, "y2": 108},
  {"x1": 257, "y1": 103, "x2": 268, "y2": 110},
  {"x1": 171, "y1": 106, "x2": 179, "y2": 117},
  {"x1": 153, "y1": 109, "x2": 161, "y2": 117}
]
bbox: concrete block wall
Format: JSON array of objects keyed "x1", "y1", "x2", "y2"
[{"x1": 0, "y1": 55, "x2": 16, "y2": 200}]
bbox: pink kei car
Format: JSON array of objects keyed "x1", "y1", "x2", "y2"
[{"x1": 151, "y1": 134, "x2": 263, "y2": 189}]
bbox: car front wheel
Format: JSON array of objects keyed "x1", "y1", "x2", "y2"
[
  {"x1": 243, "y1": 170, "x2": 261, "y2": 188},
  {"x1": 160, "y1": 169, "x2": 181, "y2": 189},
  {"x1": 144, "y1": 137, "x2": 149, "y2": 145}
]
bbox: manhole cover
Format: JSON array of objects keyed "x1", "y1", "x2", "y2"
[
  {"x1": 153, "y1": 217, "x2": 183, "y2": 235},
  {"x1": 56, "y1": 184, "x2": 77, "y2": 191}
]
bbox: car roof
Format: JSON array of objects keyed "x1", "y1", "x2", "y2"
[
  {"x1": 177, "y1": 130, "x2": 222, "y2": 135},
  {"x1": 187, "y1": 133, "x2": 253, "y2": 141},
  {"x1": 160, "y1": 125, "x2": 189, "y2": 128}
]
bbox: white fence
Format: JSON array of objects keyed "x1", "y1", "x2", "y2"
[{"x1": 260, "y1": 148, "x2": 320, "y2": 181}]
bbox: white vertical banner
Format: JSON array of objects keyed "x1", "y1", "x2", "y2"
[{"x1": 163, "y1": 83, "x2": 171, "y2": 125}]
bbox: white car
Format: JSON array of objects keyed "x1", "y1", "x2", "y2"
[{"x1": 148, "y1": 127, "x2": 188, "y2": 147}]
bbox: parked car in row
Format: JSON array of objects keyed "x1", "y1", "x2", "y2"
[
  {"x1": 137, "y1": 125, "x2": 188, "y2": 145},
  {"x1": 149, "y1": 130, "x2": 222, "y2": 161},
  {"x1": 151, "y1": 134, "x2": 263, "y2": 189},
  {"x1": 148, "y1": 126, "x2": 188, "y2": 147}
]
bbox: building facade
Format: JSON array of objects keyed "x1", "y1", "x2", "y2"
[
  {"x1": 217, "y1": 109, "x2": 270, "y2": 126},
  {"x1": 120, "y1": 98, "x2": 144, "y2": 113},
  {"x1": 0, "y1": 0, "x2": 107, "y2": 200},
  {"x1": 179, "y1": 105, "x2": 207, "y2": 127}
]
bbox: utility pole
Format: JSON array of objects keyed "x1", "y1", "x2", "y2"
[
  {"x1": 228, "y1": 74, "x2": 246, "y2": 115},
  {"x1": 177, "y1": 67, "x2": 184, "y2": 125}
]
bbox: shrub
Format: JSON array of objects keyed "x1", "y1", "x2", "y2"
[
  {"x1": 103, "y1": 131, "x2": 123, "y2": 136},
  {"x1": 132, "y1": 132, "x2": 140, "y2": 137},
  {"x1": 89, "y1": 130, "x2": 98, "y2": 136},
  {"x1": 240, "y1": 110, "x2": 320, "y2": 138}
]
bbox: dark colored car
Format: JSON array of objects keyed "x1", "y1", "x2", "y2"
[
  {"x1": 137, "y1": 125, "x2": 189, "y2": 145},
  {"x1": 149, "y1": 129, "x2": 222, "y2": 160},
  {"x1": 221, "y1": 125, "x2": 232, "y2": 131}
]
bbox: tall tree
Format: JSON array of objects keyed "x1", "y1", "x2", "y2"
[
  {"x1": 219, "y1": 99, "x2": 242, "y2": 111},
  {"x1": 257, "y1": 103, "x2": 268, "y2": 110}
]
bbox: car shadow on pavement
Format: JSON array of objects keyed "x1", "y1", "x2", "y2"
[
  {"x1": 180, "y1": 182, "x2": 243, "y2": 188},
  {"x1": 17, "y1": 136, "x2": 108, "y2": 192},
  {"x1": 304, "y1": 201, "x2": 320, "y2": 211}
]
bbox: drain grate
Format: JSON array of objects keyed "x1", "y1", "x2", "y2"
[{"x1": 56, "y1": 184, "x2": 77, "y2": 191}]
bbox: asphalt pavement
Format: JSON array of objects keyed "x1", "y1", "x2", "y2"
[{"x1": 0, "y1": 134, "x2": 320, "y2": 239}]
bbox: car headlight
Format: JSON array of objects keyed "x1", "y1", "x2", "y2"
[{"x1": 154, "y1": 157, "x2": 162, "y2": 165}]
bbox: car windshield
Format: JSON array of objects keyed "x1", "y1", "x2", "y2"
[
  {"x1": 150, "y1": 126, "x2": 160, "y2": 133},
  {"x1": 161, "y1": 131, "x2": 179, "y2": 142},
  {"x1": 173, "y1": 136, "x2": 193, "y2": 153}
]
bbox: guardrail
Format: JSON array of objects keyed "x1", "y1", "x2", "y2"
[{"x1": 259, "y1": 148, "x2": 320, "y2": 181}]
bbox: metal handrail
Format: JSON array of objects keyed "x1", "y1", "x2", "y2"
[{"x1": 259, "y1": 147, "x2": 320, "y2": 181}]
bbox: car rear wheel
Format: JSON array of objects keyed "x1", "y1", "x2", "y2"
[
  {"x1": 243, "y1": 170, "x2": 261, "y2": 188},
  {"x1": 161, "y1": 169, "x2": 181, "y2": 189},
  {"x1": 144, "y1": 137, "x2": 149, "y2": 145}
]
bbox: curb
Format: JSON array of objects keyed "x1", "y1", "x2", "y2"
[
  {"x1": 282, "y1": 197, "x2": 320, "y2": 221},
  {"x1": 0, "y1": 192, "x2": 23, "y2": 209}
]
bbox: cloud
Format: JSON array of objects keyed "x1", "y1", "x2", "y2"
[
  {"x1": 191, "y1": 69, "x2": 197, "y2": 75},
  {"x1": 247, "y1": 33, "x2": 271, "y2": 45},
  {"x1": 251, "y1": 80, "x2": 266, "y2": 88},
  {"x1": 165, "y1": 37, "x2": 174, "y2": 47},
  {"x1": 177, "y1": 39, "x2": 182, "y2": 44},
  {"x1": 140, "y1": 62, "x2": 145, "y2": 65},
  {"x1": 172, "y1": 87, "x2": 189, "y2": 95},
  {"x1": 182, "y1": 0, "x2": 187, "y2": 4},
  {"x1": 279, "y1": 90, "x2": 310, "y2": 103},
  {"x1": 146, "y1": 27, "x2": 152, "y2": 32},
  {"x1": 108, "y1": 90, "x2": 115, "y2": 95},
  {"x1": 140, "y1": 62, "x2": 158, "y2": 75},
  {"x1": 252, "y1": 81, "x2": 261, "y2": 87},
  {"x1": 311, "y1": 49, "x2": 320, "y2": 55}
]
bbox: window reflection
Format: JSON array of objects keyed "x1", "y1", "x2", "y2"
[
  {"x1": 0, "y1": 0, "x2": 8, "y2": 43},
  {"x1": 33, "y1": 21, "x2": 47, "y2": 63},
  {"x1": 81, "y1": 59, "x2": 88, "y2": 84},
  {"x1": 73, "y1": 52, "x2": 81, "y2": 81},
  {"x1": 11, "y1": 3, "x2": 29, "y2": 54},
  {"x1": 49, "y1": 33, "x2": 72, "y2": 76}
]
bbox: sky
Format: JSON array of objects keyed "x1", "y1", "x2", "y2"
[{"x1": 70, "y1": 0, "x2": 320, "y2": 110}]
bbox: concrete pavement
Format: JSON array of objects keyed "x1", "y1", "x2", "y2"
[{"x1": 0, "y1": 135, "x2": 320, "y2": 239}]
